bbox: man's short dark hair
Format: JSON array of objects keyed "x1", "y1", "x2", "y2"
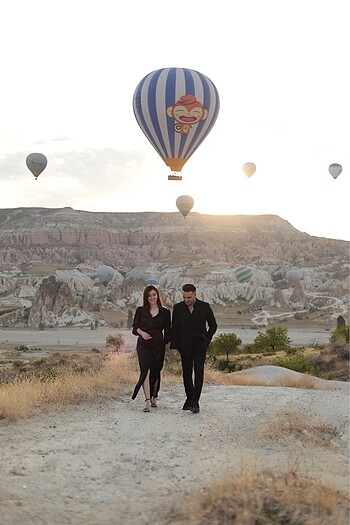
[{"x1": 182, "y1": 283, "x2": 196, "y2": 292}]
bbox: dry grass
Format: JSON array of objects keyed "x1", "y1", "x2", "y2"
[
  {"x1": 169, "y1": 466, "x2": 349, "y2": 525},
  {"x1": 0, "y1": 350, "x2": 345, "y2": 421},
  {"x1": 0, "y1": 353, "x2": 138, "y2": 420},
  {"x1": 259, "y1": 409, "x2": 342, "y2": 448},
  {"x1": 276, "y1": 374, "x2": 329, "y2": 390},
  {"x1": 205, "y1": 366, "x2": 265, "y2": 386}
]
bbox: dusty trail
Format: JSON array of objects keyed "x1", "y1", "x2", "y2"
[{"x1": 0, "y1": 377, "x2": 349, "y2": 525}]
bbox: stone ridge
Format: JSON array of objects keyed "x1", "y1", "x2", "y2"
[{"x1": 0, "y1": 207, "x2": 347, "y2": 270}]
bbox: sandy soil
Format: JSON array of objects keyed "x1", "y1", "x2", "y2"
[{"x1": 0, "y1": 368, "x2": 349, "y2": 525}]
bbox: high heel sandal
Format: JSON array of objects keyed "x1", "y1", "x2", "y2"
[
  {"x1": 151, "y1": 397, "x2": 157, "y2": 408},
  {"x1": 143, "y1": 399, "x2": 151, "y2": 412}
]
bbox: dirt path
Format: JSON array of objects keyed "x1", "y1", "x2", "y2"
[{"x1": 0, "y1": 381, "x2": 349, "y2": 525}]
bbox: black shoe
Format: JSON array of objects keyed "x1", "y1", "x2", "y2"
[
  {"x1": 182, "y1": 399, "x2": 193, "y2": 410},
  {"x1": 190, "y1": 401, "x2": 200, "y2": 413}
]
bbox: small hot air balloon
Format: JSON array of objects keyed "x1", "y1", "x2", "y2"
[
  {"x1": 243, "y1": 162, "x2": 256, "y2": 178},
  {"x1": 133, "y1": 67, "x2": 220, "y2": 180},
  {"x1": 234, "y1": 266, "x2": 253, "y2": 283},
  {"x1": 329, "y1": 163, "x2": 342, "y2": 179},
  {"x1": 96, "y1": 265, "x2": 114, "y2": 285},
  {"x1": 145, "y1": 278, "x2": 158, "y2": 286},
  {"x1": 26, "y1": 153, "x2": 47, "y2": 180},
  {"x1": 286, "y1": 269, "x2": 302, "y2": 288},
  {"x1": 176, "y1": 195, "x2": 194, "y2": 219}
]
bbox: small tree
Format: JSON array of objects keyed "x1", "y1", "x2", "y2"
[
  {"x1": 209, "y1": 333, "x2": 242, "y2": 361},
  {"x1": 336, "y1": 315, "x2": 346, "y2": 330},
  {"x1": 251, "y1": 325, "x2": 292, "y2": 353},
  {"x1": 330, "y1": 324, "x2": 349, "y2": 344},
  {"x1": 105, "y1": 333, "x2": 125, "y2": 353},
  {"x1": 127, "y1": 309, "x2": 133, "y2": 329}
]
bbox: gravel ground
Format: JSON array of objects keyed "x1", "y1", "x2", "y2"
[{"x1": 0, "y1": 368, "x2": 349, "y2": 525}]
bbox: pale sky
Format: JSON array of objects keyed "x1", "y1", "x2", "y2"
[{"x1": 1, "y1": 0, "x2": 349, "y2": 241}]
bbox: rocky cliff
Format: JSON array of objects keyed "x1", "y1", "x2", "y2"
[{"x1": 0, "y1": 207, "x2": 348, "y2": 329}]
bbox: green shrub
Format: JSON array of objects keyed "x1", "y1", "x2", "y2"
[
  {"x1": 272, "y1": 354, "x2": 317, "y2": 375},
  {"x1": 211, "y1": 360, "x2": 238, "y2": 373},
  {"x1": 209, "y1": 333, "x2": 242, "y2": 360},
  {"x1": 12, "y1": 360, "x2": 25, "y2": 369},
  {"x1": 330, "y1": 343, "x2": 349, "y2": 360},
  {"x1": 251, "y1": 326, "x2": 292, "y2": 353},
  {"x1": 330, "y1": 325, "x2": 349, "y2": 344}
]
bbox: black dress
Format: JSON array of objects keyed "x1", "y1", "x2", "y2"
[{"x1": 131, "y1": 306, "x2": 171, "y2": 400}]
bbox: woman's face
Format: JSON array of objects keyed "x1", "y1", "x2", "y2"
[{"x1": 148, "y1": 289, "x2": 158, "y2": 306}]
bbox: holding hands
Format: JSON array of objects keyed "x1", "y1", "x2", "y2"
[{"x1": 170, "y1": 348, "x2": 180, "y2": 358}]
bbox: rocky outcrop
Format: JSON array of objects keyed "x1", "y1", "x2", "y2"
[
  {"x1": 27, "y1": 275, "x2": 98, "y2": 328},
  {"x1": 0, "y1": 207, "x2": 348, "y2": 328}
]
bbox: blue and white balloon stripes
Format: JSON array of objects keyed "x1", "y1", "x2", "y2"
[{"x1": 133, "y1": 67, "x2": 220, "y2": 178}]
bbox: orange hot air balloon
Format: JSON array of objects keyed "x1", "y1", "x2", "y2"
[{"x1": 243, "y1": 162, "x2": 256, "y2": 178}]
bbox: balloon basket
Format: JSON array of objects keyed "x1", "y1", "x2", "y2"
[{"x1": 168, "y1": 174, "x2": 182, "y2": 181}]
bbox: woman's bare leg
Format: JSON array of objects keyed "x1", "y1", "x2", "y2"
[{"x1": 142, "y1": 369, "x2": 151, "y2": 411}]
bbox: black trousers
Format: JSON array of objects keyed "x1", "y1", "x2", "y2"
[{"x1": 180, "y1": 340, "x2": 207, "y2": 402}]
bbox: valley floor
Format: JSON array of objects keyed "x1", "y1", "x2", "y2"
[{"x1": 0, "y1": 376, "x2": 349, "y2": 525}]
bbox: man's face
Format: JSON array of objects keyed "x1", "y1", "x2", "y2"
[{"x1": 183, "y1": 291, "x2": 196, "y2": 307}]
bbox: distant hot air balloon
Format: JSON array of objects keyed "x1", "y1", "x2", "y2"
[
  {"x1": 286, "y1": 269, "x2": 302, "y2": 288},
  {"x1": 234, "y1": 266, "x2": 253, "y2": 283},
  {"x1": 96, "y1": 265, "x2": 114, "y2": 285},
  {"x1": 243, "y1": 162, "x2": 256, "y2": 178},
  {"x1": 26, "y1": 153, "x2": 47, "y2": 180},
  {"x1": 176, "y1": 195, "x2": 194, "y2": 219},
  {"x1": 133, "y1": 67, "x2": 220, "y2": 180},
  {"x1": 328, "y1": 163, "x2": 342, "y2": 179},
  {"x1": 145, "y1": 278, "x2": 158, "y2": 286}
]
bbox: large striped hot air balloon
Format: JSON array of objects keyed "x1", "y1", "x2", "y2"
[
  {"x1": 133, "y1": 67, "x2": 220, "y2": 180},
  {"x1": 234, "y1": 266, "x2": 253, "y2": 283}
]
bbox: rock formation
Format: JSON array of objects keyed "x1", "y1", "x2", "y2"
[{"x1": 0, "y1": 207, "x2": 348, "y2": 328}]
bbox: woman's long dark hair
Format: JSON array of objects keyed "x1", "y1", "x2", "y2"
[{"x1": 142, "y1": 285, "x2": 163, "y2": 312}]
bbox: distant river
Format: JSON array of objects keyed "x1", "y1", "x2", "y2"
[{"x1": 0, "y1": 326, "x2": 332, "y2": 348}]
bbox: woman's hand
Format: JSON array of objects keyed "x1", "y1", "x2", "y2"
[{"x1": 138, "y1": 329, "x2": 152, "y2": 341}]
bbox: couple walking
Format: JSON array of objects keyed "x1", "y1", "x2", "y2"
[{"x1": 131, "y1": 283, "x2": 217, "y2": 413}]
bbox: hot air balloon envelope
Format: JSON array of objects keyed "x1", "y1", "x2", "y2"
[
  {"x1": 329, "y1": 163, "x2": 342, "y2": 179},
  {"x1": 145, "y1": 278, "x2": 158, "y2": 286},
  {"x1": 234, "y1": 266, "x2": 253, "y2": 283},
  {"x1": 133, "y1": 68, "x2": 220, "y2": 180},
  {"x1": 96, "y1": 265, "x2": 114, "y2": 285},
  {"x1": 286, "y1": 269, "x2": 302, "y2": 287},
  {"x1": 26, "y1": 153, "x2": 47, "y2": 179},
  {"x1": 176, "y1": 195, "x2": 194, "y2": 218},
  {"x1": 243, "y1": 162, "x2": 256, "y2": 178}
]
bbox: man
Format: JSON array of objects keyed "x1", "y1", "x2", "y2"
[{"x1": 170, "y1": 283, "x2": 217, "y2": 413}]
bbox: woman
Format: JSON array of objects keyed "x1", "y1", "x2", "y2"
[{"x1": 131, "y1": 285, "x2": 171, "y2": 412}]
